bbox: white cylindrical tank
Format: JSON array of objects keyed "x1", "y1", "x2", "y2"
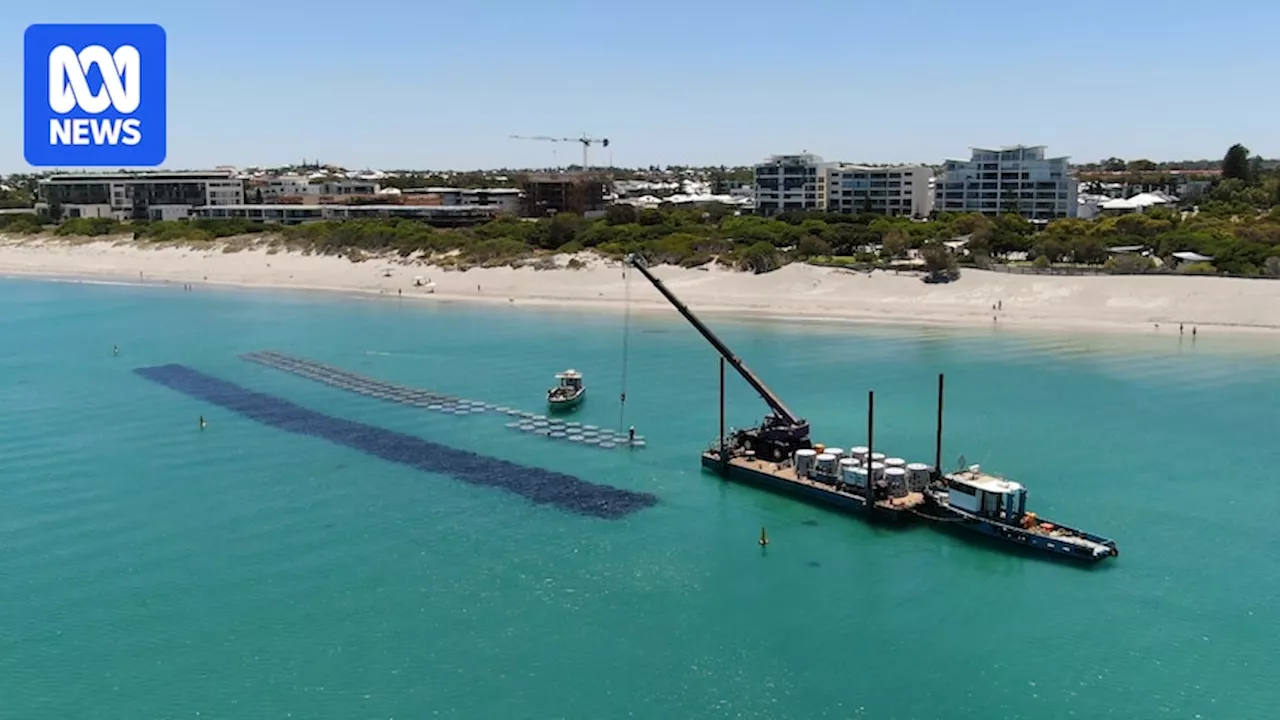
[
  {"x1": 794, "y1": 448, "x2": 817, "y2": 476},
  {"x1": 814, "y1": 453, "x2": 837, "y2": 476},
  {"x1": 838, "y1": 457, "x2": 859, "y2": 483},
  {"x1": 845, "y1": 466, "x2": 869, "y2": 488},
  {"x1": 885, "y1": 457, "x2": 907, "y2": 469},
  {"x1": 906, "y1": 462, "x2": 931, "y2": 491},
  {"x1": 849, "y1": 446, "x2": 869, "y2": 461},
  {"x1": 827, "y1": 448, "x2": 844, "y2": 463},
  {"x1": 868, "y1": 461, "x2": 886, "y2": 481},
  {"x1": 885, "y1": 467, "x2": 909, "y2": 497},
  {"x1": 870, "y1": 452, "x2": 886, "y2": 464}
]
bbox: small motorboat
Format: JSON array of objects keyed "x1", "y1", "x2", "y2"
[{"x1": 547, "y1": 369, "x2": 585, "y2": 411}]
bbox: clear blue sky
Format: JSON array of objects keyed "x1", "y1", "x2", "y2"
[{"x1": 6, "y1": 0, "x2": 1278, "y2": 172}]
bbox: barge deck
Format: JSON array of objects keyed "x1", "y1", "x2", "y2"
[{"x1": 702, "y1": 451, "x2": 925, "y2": 520}]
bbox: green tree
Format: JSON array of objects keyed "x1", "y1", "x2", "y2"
[
  {"x1": 795, "y1": 235, "x2": 832, "y2": 259},
  {"x1": 920, "y1": 241, "x2": 959, "y2": 279},
  {"x1": 880, "y1": 229, "x2": 909, "y2": 259},
  {"x1": 1265, "y1": 256, "x2": 1280, "y2": 278},
  {"x1": 738, "y1": 241, "x2": 781, "y2": 274},
  {"x1": 1223, "y1": 144, "x2": 1252, "y2": 182},
  {"x1": 605, "y1": 204, "x2": 638, "y2": 225}
]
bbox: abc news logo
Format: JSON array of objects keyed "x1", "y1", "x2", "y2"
[
  {"x1": 48, "y1": 44, "x2": 143, "y2": 146},
  {"x1": 24, "y1": 24, "x2": 167, "y2": 167}
]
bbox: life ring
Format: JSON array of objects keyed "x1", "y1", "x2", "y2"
[{"x1": 772, "y1": 447, "x2": 783, "y2": 461}]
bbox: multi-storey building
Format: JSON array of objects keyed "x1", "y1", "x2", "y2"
[
  {"x1": 933, "y1": 145, "x2": 1077, "y2": 219},
  {"x1": 191, "y1": 203, "x2": 498, "y2": 227},
  {"x1": 753, "y1": 154, "x2": 826, "y2": 216},
  {"x1": 36, "y1": 170, "x2": 245, "y2": 221},
  {"x1": 824, "y1": 164, "x2": 935, "y2": 217},
  {"x1": 258, "y1": 176, "x2": 379, "y2": 201},
  {"x1": 399, "y1": 187, "x2": 522, "y2": 214},
  {"x1": 520, "y1": 172, "x2": 610, "y2": 217}
]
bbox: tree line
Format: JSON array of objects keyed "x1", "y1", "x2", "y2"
[{"x1": 3, "y1": 199, "x2": 1278, "y2": 277}]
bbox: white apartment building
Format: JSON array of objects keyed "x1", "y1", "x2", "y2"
[
  {"x1": 824, "y1": 164, "x2": 935, "y2": 217},
  {"x1": 754, "y1": 154, "x2": 826, "y2": 216},
  {"x1": 36, "y1": 170, "x2": 245, "y2": 221},
  {"x1": 191, "y1": 203, "x2": 500, "y2": 227},
  {"x1": 933, "y1": 145, "x2": 1077, "y2": 219}
]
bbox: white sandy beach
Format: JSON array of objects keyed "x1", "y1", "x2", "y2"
[{"x1": 3, "y1": 235, "x2": 1280, "y2": 335}]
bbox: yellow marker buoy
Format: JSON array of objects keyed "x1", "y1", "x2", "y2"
[{"x1": 759, "y1": 526, "x2": 769, "y2": 547}]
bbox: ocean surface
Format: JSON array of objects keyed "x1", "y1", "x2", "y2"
[{"x1": 1, "y1": 276, "x2": 1278, "y2": 720}]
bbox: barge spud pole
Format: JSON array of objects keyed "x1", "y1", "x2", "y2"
[{"x1": 624, "y1": 254, "x2": 925, "y2": 521}]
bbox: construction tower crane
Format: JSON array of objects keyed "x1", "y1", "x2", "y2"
[{"x1": 510, "y1": 134, "x2": 610, "y2": 170}]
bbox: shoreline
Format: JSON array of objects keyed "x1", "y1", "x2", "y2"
[{"x1": 3, "y1": 237, "x2": 1280, "y2": 338}]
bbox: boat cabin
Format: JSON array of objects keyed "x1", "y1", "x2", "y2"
[
  {"x1": 946, "y1": 466, "x2": 1027, "y2": 524},
  {"x1": 555, "y1": 369, "x2": 583, "y2": 391}
]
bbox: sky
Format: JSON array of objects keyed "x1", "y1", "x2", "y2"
[{"x1": 4, "y1": 0, "x2": 1279, "y2": 173}]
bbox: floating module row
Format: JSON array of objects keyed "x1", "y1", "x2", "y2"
[{"x1": 240, "y1": 351, "x2": 646, "y2": 450}]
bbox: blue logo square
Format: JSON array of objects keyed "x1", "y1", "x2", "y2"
[{"x1": 24, "y1": 23, "x2": 167, "y2": 167}]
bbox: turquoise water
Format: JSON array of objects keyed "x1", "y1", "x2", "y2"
[{"x1": 2, "y1": 276, "x2": 1278, "y2": 719}]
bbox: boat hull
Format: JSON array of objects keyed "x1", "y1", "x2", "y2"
[
  {"x1": 924, "y1": 494, "x2": 1118, "y2": 563},
  {"x1": 701, "y1": 452, "x2": 912, "y2": 524},
  {"x1": 547, "y1": 389, "x2": 585, "y2": 411}
]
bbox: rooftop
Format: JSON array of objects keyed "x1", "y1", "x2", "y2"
[
  {"x1": 196, "y1": 204, "x2": 496, "y2": 213},
  {"x1": 400, "y1": 187, "x2": 521, "y2": 195},
  {"x1": 42, "y1": 170, "x2": 239, "y2": 182},
  {"x1": 953, "y1": 469, "x2": 1024, "y2": 495}
]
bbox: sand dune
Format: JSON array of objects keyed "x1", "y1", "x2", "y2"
[{"x1": 3, "y1": 236, "x2": 1279, "y2": 335}]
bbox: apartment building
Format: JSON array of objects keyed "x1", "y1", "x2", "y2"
[
  {"x1": 824, "y1": 164, "x2": 934, "y2": 217},
  {"x1": 191, "y1": 203, "x2": 499, "y2": 227},
  {"x1": 258, "y1": 176, "x2": 380, "y2": 201},
  {"x1": 933, "y1": 145, "x2": 1077, "y2": 219},
  {"x1": 36, "y1": 170, "x2": 245, "y2": 221},
  {"x1": 753, "y1": 154, "x2": 826, "y2": 216},
  {"x1": 400, "y1": 187, "x2": 521, "y2": 214}
]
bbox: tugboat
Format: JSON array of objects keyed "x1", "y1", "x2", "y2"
[
  {"x1": 547, "y1": 369, "x2": 586, "y2": 411},
  {"x1": 924, "y1": 463, "x2": 1119, "y2": 563}
]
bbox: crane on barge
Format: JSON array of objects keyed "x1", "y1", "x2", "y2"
[{"x1": 624, "y1": 254, "x2": 811, "y2": 462}]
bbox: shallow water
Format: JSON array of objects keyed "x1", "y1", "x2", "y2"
[{"x1": 1, "y1": 277, "x2": 1278, "y2": 719}]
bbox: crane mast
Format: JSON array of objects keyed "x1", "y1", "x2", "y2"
[{"x1": 624, "y1": 254, "x2": 810, "y2": 461}]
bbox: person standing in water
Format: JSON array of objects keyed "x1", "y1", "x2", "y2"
[
  {"x1": 199, "y1": 416, "x2": 206, "y2": 430},
  {"x1": 113, "y1": 344, "x2": 118, "y2": 356}
]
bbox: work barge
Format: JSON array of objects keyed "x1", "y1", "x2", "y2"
[{"x1": 624, "y1": 254, "x2": 1119, "y2": 562}]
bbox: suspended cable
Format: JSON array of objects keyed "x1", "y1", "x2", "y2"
[{"x1": 618, "y1": 263, "x2": 632, "y2": 432}]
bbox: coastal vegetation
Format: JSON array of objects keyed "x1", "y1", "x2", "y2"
[
  {"x1": 3, "y1": 199, "x2": 1280, "y2": 278},
  {"x1": 3, "y1": 144, "x2": 1279, "y2": 277}
]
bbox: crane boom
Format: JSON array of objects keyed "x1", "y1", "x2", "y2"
[
  {"x1": 624, "y1": 254, "x2": 804, "y2": 428},
  {"x1": 511, "y1": 134, "x2": 610, "y2": 170}
]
